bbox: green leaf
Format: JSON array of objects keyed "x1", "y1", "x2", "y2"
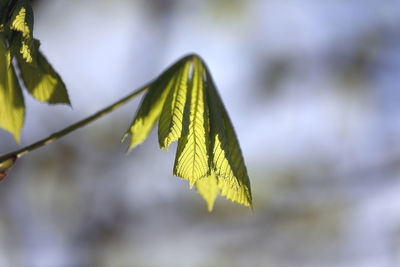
[
  {"x1": 124, "y1": 54, "x2": 252, "y2": 210},
  {"x1": 158, "y1": 61, "x2": 190, "y2": 152},
  {"x1": 0, "y1": 36, "x2": 25, "y2": 143},
  {"x1": 173, "y1": 57, "x2": 211, "y2": 187},
  {"x1": 9, "y1": 0, "x2": 34, "y2": 63},
  {"x1": 17, "y1": 40, "x2": 71, "y2": 105},
  {"x1": 195, "y1": 174, "x2": 219, "y2": 211},
  {"x1": 205, "y1": 69, "x2": 252, "y2": 207},
  {"x1": 123, "y1": 57, "x2": 189, "y2": 151},
  {"x1": 10, "y1": 0, "x2": 33, "y2": 38},
  {"x1": 219, "y1": 101, "x2": 252, "y2": 207}
]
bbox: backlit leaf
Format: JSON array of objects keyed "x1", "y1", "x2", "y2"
[
  {"x1": 17, "y1": 40, "x2": 71, "y2": 105},
  {"x1": 19, "y1": 38, "x2": 33, "y2": 63},
  {"x1": 124, "y1": 54, "x2": 252, "y2": 210},
  {"x1": 173, "y1": 57, "x2": 211, "y2": 188},
  {"x1": 158, "y1": 60, "x2": 190, "y2": 152},
  {"x1": 10, "y1": 0, "x2": 34, "y2": 63},
  {"x1": 123, "y1": 57, "x2": 189, "y2": 151},
  {"x1": 0, "y1": 36, "x2": 25, "y2": 143},
  {"x1": 195, "y1": 174, "x2": 219, "y2": 211},
  {"x1": 205, "y1": 69, "x2": 252, "y2": 207},
  {"x1": 10, "y1": 0, "x2": 33, "y2": 38}
]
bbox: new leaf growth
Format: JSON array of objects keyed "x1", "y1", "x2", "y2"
[
  {"x1": 0, "y1": 0, "x2": 70, "y2": 143},
  {"x1": 123, "y1": 55, "x2": 252, "y2": 210},
  {"x1": 0, "y1": 1, "x2": 252, "y2": 212}
]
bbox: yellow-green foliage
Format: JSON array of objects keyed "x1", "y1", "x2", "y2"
[
  {"x1": 195, "y1": 174, "x2": 219, "y2": 211},
  {"x1": 158, "y1": 61, "x2": 190, "y2": 151},
  {"x1": 0, "y1": 35, "x2": 25, "y2": 143},
  {"x1": 173, "y1": 58, "x2": 211, "y2": 187},
  {"x1": 0, "y1": 0, "x2": 70, "y2": 142},
  {"x1": 124, "y1": 54, "x2": 252, "y2": 210},
  {"x1": 10, "y1": 0, "x2": 34, "y2": 63},
  {"x1": 0, "y1": 1, "x2": 251, "y2": 211},
  {"x1": 17, "y1": 40, "x2": 70, "y2": 105},
  {"x1": 122, "y1": 57, "x2": 189, "y2": 150}
]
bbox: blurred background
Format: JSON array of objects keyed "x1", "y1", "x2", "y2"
[{"x1": 1, "y1": 0, "x2": 400, "y2": 266}]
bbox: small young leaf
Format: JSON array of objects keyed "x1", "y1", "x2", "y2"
[
  {"x1": 17, "y1": 40, "x2": 71, "y2": 105},
  {"x1": 205, "y1": 70, "x2": 252, "y2": 207},
  {"x1": 218, "y1": 101, "x2": 252, "y2": 207},
  {"x1": 123, "y1": 56, "x2": 190, "y2": 151},
  {"x1": 0, "y1": 36, "x2": 25, "y2": 143},
  {"x1": 158, "y1": 61, "x2": 190, "y2": 151},
  {"x1": 124, "y1": 54, "x2": 252, "y2": 210},
  {"x1": 173, "y1": 57, "x2": 211, "y2": 187}
]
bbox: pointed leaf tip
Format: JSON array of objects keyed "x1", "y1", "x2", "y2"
[
  {"x1": 17, "y1": 44, "x2": 71, "y2": 106},
  {"x1": 196, "y1": 174, "x2": 219, "y2": 211}
]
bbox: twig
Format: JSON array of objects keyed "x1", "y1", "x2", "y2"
[{"x1": 0, "y1": 84, "x2": 148, "y2": 164}]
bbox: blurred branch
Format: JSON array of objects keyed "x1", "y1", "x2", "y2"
[{"x1": 0, "y1": 84, "x2": 149, "y2": 171}]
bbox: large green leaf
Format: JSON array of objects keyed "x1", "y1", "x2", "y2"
[
  {"x1": 17, "y1": 40, "x2": 70, "y2": 105},
  {"x1": 124, "y1": 54, "x2": 252, "y2": 210},
  {"x1": 0, "y1": 36, "x2": 25, "y2": 143}
]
